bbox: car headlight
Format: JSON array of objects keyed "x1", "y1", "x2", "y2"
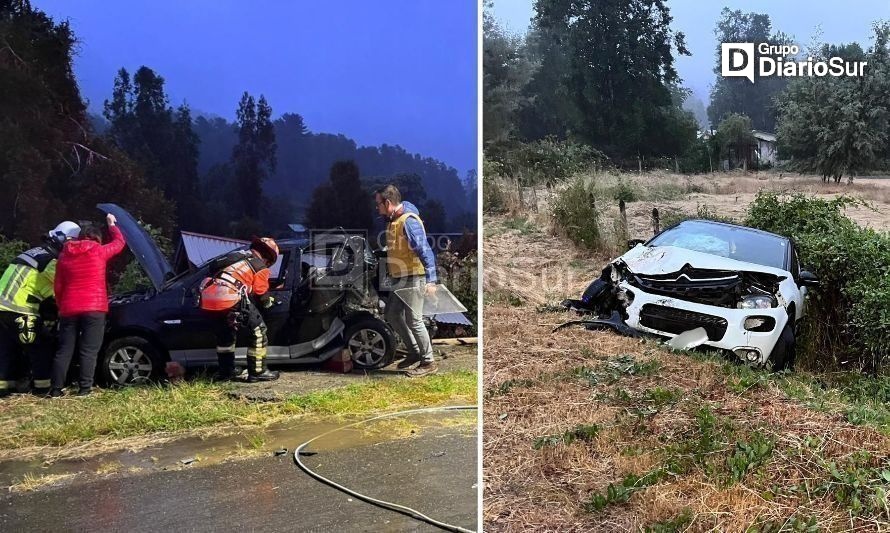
[{"x1": 737, "y1": 295, "x2": 774, "y2": 309}]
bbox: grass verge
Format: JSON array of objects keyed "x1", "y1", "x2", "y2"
[{"x1": 0, "y1": 370, "x2": 476, "y2": 451}]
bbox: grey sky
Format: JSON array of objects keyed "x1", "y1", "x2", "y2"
[{"x1": 490, "y1": 0, "x2": 890, "y2": 105}]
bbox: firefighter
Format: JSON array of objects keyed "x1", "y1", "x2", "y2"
[
  {"x1": 0, "y1": 221, "x2": 81, "y2": 396},
  {"x1": 199, "y1": 237, "x2": 280, "y2": 382}
]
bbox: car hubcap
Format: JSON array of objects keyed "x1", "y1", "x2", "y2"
[
  {"x1": 108, "y1": 347, "x2": 153, "y2": 385},
  {"x1": 347, "y1": 329, "x2": 386, "y2": 367}
]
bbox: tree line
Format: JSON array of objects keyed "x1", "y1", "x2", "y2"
[
  {"x1": 484, "y1": 1, "x2": 890, "y2": 181},
  {"x1": 1, "y1": 0, "x2": 475, "y2": 249}
]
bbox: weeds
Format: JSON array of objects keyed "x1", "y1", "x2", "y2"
[
  {"x1": 727, "y1": 432, "x2": 775, "y2": 484},
  {"x1": 502, "y1": 216, "x2": 539, "y2": 235},
  {"x1": 584, "y1": 461, "x2": 683, "y2": 512},
  {"x1": 821, "y1": 453, "x2": 890, "y2": 516},
  {"x1": 533, "y1": 424, "x2": 600, "y2": 450},
  {"x1": 644, "y1": 386, "x2": 684, "y2": 407},
  {"x1": 644, "y1": 509, "x2": 694, "y2": 533}
]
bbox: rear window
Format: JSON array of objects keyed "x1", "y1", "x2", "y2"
[{"x1": 649, "y1": 221, "x2": 788, "y2": 270}]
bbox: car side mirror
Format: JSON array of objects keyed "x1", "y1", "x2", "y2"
[
  {"x1": 799, "y1": 270, "x2": 819, "y2": 287},
  {"x1": 627, "y1": 239, "x2": 646, "y2": 250}
]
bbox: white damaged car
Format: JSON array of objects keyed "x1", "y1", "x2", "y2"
[{"x1": 561, "y1": 219, "x2": 819, "y2": 370}]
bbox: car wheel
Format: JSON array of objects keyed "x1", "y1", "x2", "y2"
[
  {"x1": 769, "y1": 324, "x2": 796, "y2": 372},
  {"x1": 344, "y1": 318, "x2": 395, "y2": 370},
  {"x1": 101, "y1": 336, "x2": 164, "y2": 386}
]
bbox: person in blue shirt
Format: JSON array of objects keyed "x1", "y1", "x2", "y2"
[{"x1": 374, "y1": 185, "x2": 438, "y2": 377}]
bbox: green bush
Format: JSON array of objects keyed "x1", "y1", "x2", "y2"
[
  {"x1": 506, "y1": 137, "x2": 607, "y2": 187},
  {"x1": 659, "y1": 204, "x2": 736, "y2": 230},
  {"x1": 113, "y1": 221, "x2": 172, "y2": 294},
  {"x1": 551, "y1": 178, "x2": 603, "y2": 250},
  {"x1": 483, "y1": 173, "x2": 508, "y2": 215},
  {"x1": 610, "y1": 179, "x2": 638, "y2": 203},
  {"x1": 0, "y1": 238, "x2": 30, "y2": 268},
  {"x1": 745, "y1": 193, "x2": 890, "y2": 371}
]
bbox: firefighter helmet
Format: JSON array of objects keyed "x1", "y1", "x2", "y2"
[
  {"x1": 250, "y1": 237, "x2": 279, "y2": 266},
  {"x1": 48, "y1": 221, "x2": 81, "y2": 244}
]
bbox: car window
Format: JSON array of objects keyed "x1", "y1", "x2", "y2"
[
  {"x1": 649, "y1": 221, "x2": 788, "y2": 270},
  {"x1": 269, "y1": 252, "x2": 289, "y2": 287}
]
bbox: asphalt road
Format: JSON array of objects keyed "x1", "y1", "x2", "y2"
[{"x1": 0, "y1": 427, "x2": 477, "y2": 532}]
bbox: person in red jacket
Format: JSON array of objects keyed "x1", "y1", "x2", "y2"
[{"x1": 49, "y1": 213, "x2": 126, "y2": 397}]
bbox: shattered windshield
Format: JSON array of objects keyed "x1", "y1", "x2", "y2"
[{"x1": 648, "y1": 221, "x2": 788, "y2": 270}]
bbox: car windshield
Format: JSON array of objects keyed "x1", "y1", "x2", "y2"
[{"x1": 648, "y1": 221, "x2": 788, "y2": 270}]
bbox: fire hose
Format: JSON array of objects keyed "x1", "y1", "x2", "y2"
[{"x1": 293, "y1": 405, "x2": 478, "y2": 533}]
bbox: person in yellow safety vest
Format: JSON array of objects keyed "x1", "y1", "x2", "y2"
[
  {"x1": 0, "y1": 221, "x2": 81, "y2": 396},
  {"x1": 199, "y1": 237, "x2": 281, "y2": 382},
  {"x1": 374, "y1": 184, "x2": 439, "y2": 378}
]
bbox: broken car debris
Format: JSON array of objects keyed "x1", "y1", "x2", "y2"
[{"x1": 559, "y1": 220, "x2": 819, "y2": 370}]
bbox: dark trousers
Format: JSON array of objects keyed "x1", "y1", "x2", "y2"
[
  {"x1": 51, "y1": 312, "x2": 106, "y2": 390},
  {"x1": 0, "y1": 311, "x2": 54, "y2": 392},
  {"x1": 209, "y1": 299, "x2": 268, "y2": 373}
]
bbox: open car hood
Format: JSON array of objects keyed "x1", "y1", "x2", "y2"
[
  {"x1": 97, "y1": 203, "x2": 174, "y2": 291},
  {"x1": 620, "y1": 245, "x2": 789, "y2": 279}
]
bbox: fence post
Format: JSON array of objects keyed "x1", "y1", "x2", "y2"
[
  {"x1": 652, "y1": 207, "x2": 660, "y2": 235},
  {"x1": 516, "y1": 174, "x2": 523, "y2": 209},
  {"x1": 619, "y1": 199, "x2": 627, "y2": 227}
]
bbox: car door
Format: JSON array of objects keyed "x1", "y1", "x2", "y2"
[{"x1": 241, "y1": 250, "x2": 294, "y2": 355}]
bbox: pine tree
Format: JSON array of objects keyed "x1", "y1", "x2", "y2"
[{"x1": 233, "y1": 92, "x2": 277, "y2": 220}]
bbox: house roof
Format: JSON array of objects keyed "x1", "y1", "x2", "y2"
[
  {"x1": 180, "y1": 231, "x2": 248, "y2": 267},
  {"x1": 752, "y1": 130, "x2": 776, "y2": 143},
  {"x1": 434, "y1": 312, "x2": 473, "y2": 326}
]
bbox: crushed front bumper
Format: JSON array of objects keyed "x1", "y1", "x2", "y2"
[{"x1": 619, "y1": 281, "x2": 789, "y2": 366}]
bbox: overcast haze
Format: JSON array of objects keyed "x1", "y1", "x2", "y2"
[
  {"x1": 491, "y1": 0, "x2": 890, "y2": 105},
  {"x1": 34, "y1": 0, "x2": 478, "y2": 175}
]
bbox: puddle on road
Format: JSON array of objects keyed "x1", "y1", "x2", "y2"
[{"x1": 0, "y1": 410, "x2": 476, "y2": 492}]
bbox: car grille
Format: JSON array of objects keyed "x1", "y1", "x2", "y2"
[
  {"x1": 639, "y1": 304, "x2": 728, "y2": 341},
  {"x1": 629, "y1": 267, "x2": 742, "y2": 307}
]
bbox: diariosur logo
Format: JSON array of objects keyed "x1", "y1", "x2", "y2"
[{"x1": 721, "y1": 43, "x2": 867, "y2": 83}]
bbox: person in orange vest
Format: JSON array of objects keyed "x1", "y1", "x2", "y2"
[
  {"x1": 375, "y1": 184, "x2": 438, "y2": 377},
  {"x1": 199, "y1": 237, "x2": 280, "y2": 382}
]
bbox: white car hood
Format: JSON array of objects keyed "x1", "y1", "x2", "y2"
[{"x1": 619, "y1": 245, "x2": 789, "y2": 279}]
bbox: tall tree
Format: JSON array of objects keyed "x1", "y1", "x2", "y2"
[
  {"x1": 716, "y1": 113, "x2": 755, "y2": 171},
  {"x1": 522, "y1": 0, "x2": 694, "y2": 159},
  {"x1": 483, "y1": 0, "x2": 536, "y2": 150},
  {"x1": 305, "y1": 160, "x2": 373, "y2": 232},
  {"x1": 775, "y1": 28, "x2": 890, "y2": 181},
  {"x1": 103, "y1": 66, "x2": 202, "y2": 229},
  {"x1": 232, "y1": 92, "x2": 277, "y2": 219},
  {"x1": 708, "y1": 8, "x2": 793, "y2": 132}
]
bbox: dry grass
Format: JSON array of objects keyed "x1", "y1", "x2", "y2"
[
  {"x1": 510, "y1": 171, "x2": 890, "y2": 239},
  {"x1": 8, "y1": 472, "x2": 78, "y2": 493},
  {"x1": 482, "y1": 216, "x2": 890, "y2": 532}
]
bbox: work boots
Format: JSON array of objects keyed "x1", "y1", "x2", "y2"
[
  {"x1": 214, "y1": 352, "x2": 237, "y2": 381},
  {"x1": 246, "y1": 356, "x2": 279, "y2": 382}
]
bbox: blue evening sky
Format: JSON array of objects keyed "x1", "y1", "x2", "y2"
[
  {"x1": 490, "y1": 0, "x2": 889, "y2": 104},
  {"x1": 34, "y1": 0, "x2": 479, "y2": 175}
]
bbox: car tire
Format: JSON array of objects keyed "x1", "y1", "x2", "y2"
[
  {"x1": 769, "y1": 324, "x2": 796, "y2": 372},
  {"x1": 101, "y1": 336, "x2": 165, "y2": 386},
  {"x1": 344, "y1": 317, "x2": 395, "y2": 370}
]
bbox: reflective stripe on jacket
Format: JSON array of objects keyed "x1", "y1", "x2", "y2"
[{"x1": 200, "y1": 256, "x2": 270, "y2": 311}]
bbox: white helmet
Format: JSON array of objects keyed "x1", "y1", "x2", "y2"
[{"x1": 49, "y1": 221, "x2": 81, "y2": 242}]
